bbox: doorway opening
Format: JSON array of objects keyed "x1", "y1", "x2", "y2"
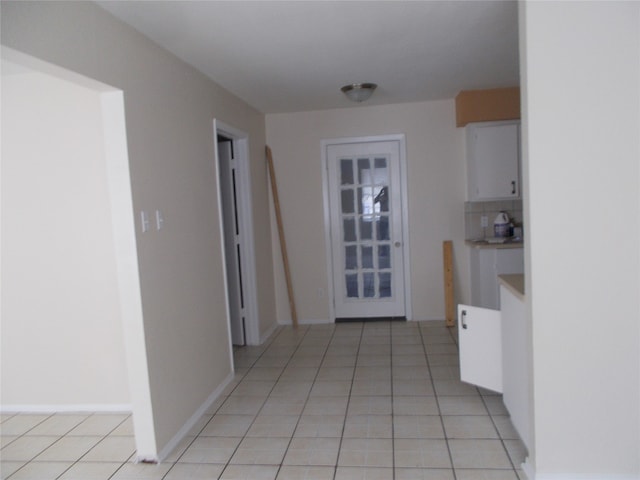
[
  {"x1": 322, "y1": 135, "x2": 412, "y2": 322},
  {"x1": 214, "y1": 121, "x2": 259, "y2": 347}
]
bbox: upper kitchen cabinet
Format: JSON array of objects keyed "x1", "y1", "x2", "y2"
[{"x1": 466, "y1": 120, "x2": 521, "y2": 201}]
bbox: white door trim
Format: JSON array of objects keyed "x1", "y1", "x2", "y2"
[
  {"x1": 321, "y1": 134, "x2": 412, "y2": 322},
  {"x1": 214, "y1": 120, "x2": 260, "y2": 347}
]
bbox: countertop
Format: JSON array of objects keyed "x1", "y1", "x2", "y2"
[
  {"x1": 499, "y1": 274, "x2": 525, "y2": 300},
  {"x1": 465, "y1": 239, "x2": 524, "y2": 250}
]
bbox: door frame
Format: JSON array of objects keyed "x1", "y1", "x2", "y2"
[
  {"x1": 213, "y1": 119, "x2": 260, "y2": 347},
  {"x1": 321, "y1": 134, "x2": 413, "y2": 322}
]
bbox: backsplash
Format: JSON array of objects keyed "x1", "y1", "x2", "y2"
[{"x1": 465, "y1": 200, "x2": 523, "y2": 240}]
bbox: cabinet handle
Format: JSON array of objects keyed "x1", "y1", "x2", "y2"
[
  {"x1": 511, "y1": 181, "x2": 516, "y2": 195},
  {"x1": 461, "y1": 309, "x2": 468, "y2": 329}
]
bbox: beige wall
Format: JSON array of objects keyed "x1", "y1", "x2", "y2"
[
  {"x1": 521, "y1": 1, "x2": 640, "y2": 476},
  {"x1": 1, "y1": 1, "x2": 274, "y2": 459},
  {"x1": 1, "y1": 69, "x2": 130, "y2": 408},
  {"x1": 266, "y1": 100, "x2": 470, "y2": 323}
]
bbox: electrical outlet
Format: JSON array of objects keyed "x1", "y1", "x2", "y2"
[{"x1": 480, "y1": 215, "x2": 489, "y2": 228}]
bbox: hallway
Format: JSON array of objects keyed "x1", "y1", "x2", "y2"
[{"x1": 1, "y1": 320, "x2": 526, "y2": 479}]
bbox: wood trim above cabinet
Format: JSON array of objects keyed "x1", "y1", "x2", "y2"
[{"x1": 455, "y1": 87, "x2": 520, "y2": 127}]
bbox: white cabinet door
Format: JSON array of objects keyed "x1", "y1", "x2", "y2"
[
  {"x1": 467, "y1": 121, "x2": 520, "y2": 201},
  {"x1": 458, "y1": 304, "x2": 503, "y2": 393}
]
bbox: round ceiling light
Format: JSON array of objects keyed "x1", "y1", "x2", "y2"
[{"x1": 341, "y1": 83, "x2": 378, "y2": 103}]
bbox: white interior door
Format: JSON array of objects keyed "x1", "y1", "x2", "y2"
[
  {"x1": 218, "y1": 138, "x2": 245, "y2": 345},
  {"x1": 458, "y1": 304, "x2": 503, "y2": 393},
  {"x1": 326, "y1": 139, "x2": 406, "y2": 319}
]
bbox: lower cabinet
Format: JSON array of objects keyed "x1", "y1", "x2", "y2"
[
  {"x1": 458, "y1": 282, "x2": 530, "y2": 452},
  {"x1": 470, "y1": 247, "x2": 524, "y2": 310}
]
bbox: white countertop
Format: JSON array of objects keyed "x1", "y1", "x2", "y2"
[{"x1": 499, "y1": 274, "x2": 525, "y2": 300}]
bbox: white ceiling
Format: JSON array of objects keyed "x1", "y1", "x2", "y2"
[{"x1": 97, "y1": 1, "x2": 520, "y2": 114}]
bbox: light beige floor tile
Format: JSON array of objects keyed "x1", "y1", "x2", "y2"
[
  {"x1": 200, "y1": 414, "x2": 255, "y2": 437},
  {"x1": 303, "y1": 396, "x2": 349, "y2": 416},
  {"x1": 1, "y1": 435, "x2": 18, "y2": 448},
  {"x1": 437, "y1": 396, "x2": 487, "y2": 416},
  {"x1": 455, "y1": 468, "x2": 518, "y2": 479},
  {"x1": 427, "y1": 354, "x2": 459, "y2": 367},
  {"x1": 270, "y1": 381, "x2": 313, "y2": 399},
  {"x1": 243, "y1": 367, "x2": 284, "y2": 381},
  {"x1": 162, "y1": 435, "x2": 193, "y2": 463},
  {"x1": 291, "y1": 356, "x2": 324, "y2": 367},
  {"x1": 109, "y1": 462, "x2": 172, "y2": 479},
  {"x1": 392, "y1": 355, "x2": 428, "y2": 367},
  {"x1": 338, "y1": 438, "x2": 393, "y2": 467},
  {"x1": 1, "y1": 436, "x2": 60, "y2": 461},
  {"x1": 230, "y1": 381, "x2": 275, "y2": 397},
  {"x1": 280, "y1": 367, "x2": 319, "y2": 381},
  {"x1": 429, "y1": 366, "x2": 461, "y2": 380},
  {"x1": 217, "y1": 396, "x2": 266, "y2": 415},
  {"x1": 483, "y1": 396, "x2": 509, "y2": 415},
  {"x1": 81, "y1": 435, "x2": 136, "y2": 462},
  {"x1": 110, "y1": 417, "x2": 135, "y2": 436},
  {"x1": 261, "y1": 397, "x2": 306, "y2": 416},
  {"x1": 35, "y1": 435, "x2": 103, "y2": 462},
  {"x1": 393, "y1": 415, "x2": 444, "y2": 439},
  {"x1": 310, "y1": 381, "x2": 352, "y2": 396},
  {"x1": 442, "y1": 416, "x2": 499, "y2": 439},
  {"x1": 229, "y1": 437, "x2": 289, "y2": 465},
  {"x1": 58, "y1": 461, "x2": 123, "y2": 479},
  {"x1": 294, "y1": 415, "x2": 345, "y2": 438},
  {"x1": 343, "y1": 415, "x2": 392, "y2": 439},
  {"x1": 393, "y1": 380, "x2": 434, "y2": 396},
  {"x1": 504, "y1": 439, "x2": 528, "y2": 466},
  {"x1": 391, "y1": 345, "x2": 424, "y2": 355},
  {"x1": 492, "y1": 416, "x2": 520, "y2": 440},
  {"x1": 335, "y1": 466, "x2": 393, "y2": 479},
  {"x1": 219, "y1": 464, "x2": 279, "y2": 479},
  {"x1": 179, "y1": 436, "x2": 242, "y2": 464},
  {"x1": 351, "y1": 380, "x2": 392, "y2": 396},
  {"x1": 360, "y1": 336, "x2": 390, "y2": 345},
  {"x1": 391, "y1": 335, "x2": 422, "y2": 345},
  {"x1": 0, "y1": 414, "x2": 50, "y2": 436},
  {"x1": 448, "y1": 439, "x2": 512, "y2": 469},
  {"x1": 424, "y1": 344, "x2": 458, "y2": 355},
  {"x1": 254, "y1": 356, "x2": 290, "y2": 368},
  {"x1": 359, "y1": 345, "x2": 391, "y2": 355},
  {"x1": 348, "y1": 396, "x2": 392, "y2": 416},
  {"x1": 392, "y1": 396, "x2": 439, "y2": 416},
  {"x1": 6, "y1": 460, "x2": 73, "y2": 479},
  {"x1": 316, "y1": 367, "x2": 355, "y2": 381},
  {"x1": 356, "y1": 355, "x2": 391, "y2": 367},
  {"x1": 433, "y1": 380, "x2": 479, "y2": 396},
  {"x1": 394, "y1": 467, "x2": 455, "y2": 479},
  {"x1": 0, "y1": 461, "x2": 26, "y2": 478},
  {"x1": 163, "y1": 462, "x2": 225, "y2": 480},
  {"x1": 282, "y1": 437, "x2": 341, "y2": 466},
  {"x1": 245, "y1": 414, "x2": 298, "y2": 438},
  {"x1": 394, "y1": 439, "x2": 452, "y2": 469},
  {"x1": 276, "y1": 465, "x2": 335, "y2": 479},
  {"x1": 25, "y1": 415, "x2": 88, "y2": 436},
  {"x1": 391, "y1": 367, "x2": 430, "y2": 380},
  {"x1": 321, "y1": 355, "x2": 357, "y2": 367},
  {"x1": 354, "y1": 367, "x2": 391, "y2": 381},
  {"x1": 68, "y1": 414, "x2": 129, "y2": 436}
]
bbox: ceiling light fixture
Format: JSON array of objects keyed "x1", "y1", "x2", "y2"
[{"x1": 341, "y1": 83, "x2": 378, "y2": 103}]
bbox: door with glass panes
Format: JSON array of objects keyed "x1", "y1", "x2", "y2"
[{"x1": 326, "y1": 139, "x2": 406, "y2": 319}]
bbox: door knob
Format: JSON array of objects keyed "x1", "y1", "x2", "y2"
[{"x1": 394, "y1": 241, "x2": 401, "y2": 248}]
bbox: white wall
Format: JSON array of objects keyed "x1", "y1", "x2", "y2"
[
  {"x1": 266, "y1": 100, "x2": 469, "y2": 323},
  {"x1": 1, "y1": 70, "x2": 130, "y2": 409},
  {"x1": 521, "y1": 2, "x2": 640, "y2": 477},
  {"x1": 1, "y1": 1, "x2": 274, "y2": 460}
]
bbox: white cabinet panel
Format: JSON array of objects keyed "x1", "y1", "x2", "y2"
[
  {"x1": 467, "y1": 121, "x2": 520, "y2": 201},
  {"x1": 458, "y1": 304, "x2": 503, "y2": 393},
  {"x1": 470, "y1": 247, "x2": 524, "y2": 309}
]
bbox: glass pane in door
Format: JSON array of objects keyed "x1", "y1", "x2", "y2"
[{"x1": 338, "y1": 153, "x2": 392, "y2": 301}]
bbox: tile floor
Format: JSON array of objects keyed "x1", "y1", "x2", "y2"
[{"x1": 1, "y1": 320, "x2": 527, "y2": 479}]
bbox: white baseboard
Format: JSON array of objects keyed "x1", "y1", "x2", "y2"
[
  {"x1": 154, "y1": 371, "x2": 234, "y2": 463},
  {"x1": 521, "y1": 460, "x2": 639, "y2": 480},
  {"x1": 0, "y1": 403, "x2": 132, "y2": 413},
  {"x1": 277, "y1": 318, "x2": 333, "y2": 326},
  {"x1": 258, "y1": 322, "x2": 279, "y2": 345}
]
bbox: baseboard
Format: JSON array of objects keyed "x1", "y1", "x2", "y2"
[
  {"x1": 259, "y1": 322, "x2": 279, "y2": 345},
  {"x1": 276, "y1": 318, "x2": 333, "y2": 326},
  {"x1": 521, "y1": 460, "x2": 639, "y2": 480},
  {"x1": 0, "y1": 403, "x2": 132, "y2": 413},
  {"x1": 154, "y1": 371, "x2": 235, "y2": 463}
]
